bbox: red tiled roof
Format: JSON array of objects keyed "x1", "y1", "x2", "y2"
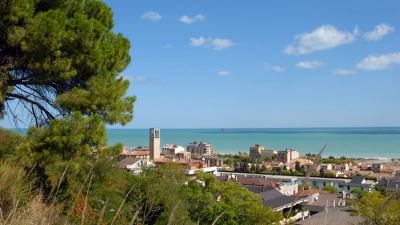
[
  {"x1": 120, "y1": 150, "x2": 150, "y2": 156},
  {"x1": 235, "y1": 177, "x2": 279, "y2": 187}
]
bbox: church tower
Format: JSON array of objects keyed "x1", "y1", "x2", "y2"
[{"x1": 149, "y1": 128, "x2": 160, "y2": 160}]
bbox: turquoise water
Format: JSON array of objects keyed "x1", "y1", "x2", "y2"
[{"x1": 107, "y1": 128, "x2": 400, "y2": 158}]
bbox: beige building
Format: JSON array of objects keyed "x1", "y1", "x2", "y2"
[
  {"x1": 187, "y1": 141, "x2": 214, "y2": 155},
  {"x1": 261, "y1": 149, "x2": 277, "y2": 159},
  {"x1": 276, "y1": 149, "x2": 300, "y2": 163},
  {"x1": 249, "y1": 144, "x2": 264, "y2": 158},
  {"x1": 250, "y1": 144, "x2": 277, "y2": 159},
  {"x1": 149, "y1": 128, "x2": 160, "y2": 160}
]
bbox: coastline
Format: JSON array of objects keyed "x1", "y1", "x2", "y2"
[
  {"x1": 105, "y1": 128, "x2": 400, "y2": 159},
  {"x1": 9, "y1": 127, "x2": 400, "y2": 158}
]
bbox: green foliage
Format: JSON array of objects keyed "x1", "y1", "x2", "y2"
[
  {"x1": 126, "y1": 163, "x2": 192, "y2": 224},
  {"x1": 352, "y1": 191, "x2": 400, "y2": 225},
  {"x1": 5, "y1": 113, "x2": 134, "y2": 224},
  {"x1": 1, "y1": 119, "x2": 283, "y2": 225},
  {"x1": 319, "y1": 156, "x2": 353, "y2": 165},
  {"x1": 323, "y1": 171, "x2": 337, "y2": 178},
  {"x1": 0, "y1": 128, "x2": 25, "y2": 159},
  {"x1": 1, "y1": 1, "x2": 284, "y2": 224},
  {"x1": 354, "y1": 173, "x2": 378, "y2": 181},
  {"x1": 351, "y1": 189, "x2": 368, "y2": 199},
  {"x1": 301, "y1": 183, "x2": 312, "y2": 190},
  {"x1": 295, "y1": 161, "x2": 301, "y2": 171},
  {"x1": 322, "y1": 186, "x2": 339, "y2": 193},
  {"x1": 0, "y1": 161, "x2": 30, "y2": 216},
  {"x1": 1, "y1": 0, "x2": 135, "y2": 125},
  {"x1": 281, "y1": 169, "x2": 291, "y2": 176},
  {"x1": 187, "y1": 172, "x2": 282, "y2": 225},
  {"x1": 291, "y1": 170, "x2": 305, "y2": 176},
  {"x1": 0, "y1": 161, "x2": 66, "y2": 225}
]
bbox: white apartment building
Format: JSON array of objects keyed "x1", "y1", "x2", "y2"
[{"x1": 162, "y1": 144, "x2": 185, "y2": 157}]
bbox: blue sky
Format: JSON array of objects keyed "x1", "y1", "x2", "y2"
[{"x1": 2, "y1": 0, "x2": 400, "y2": 128}]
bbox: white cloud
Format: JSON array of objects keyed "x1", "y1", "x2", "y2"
[
  {"x1": 284, "y1": 25, "x2": 357, "y2": 55},
  {"x1": 364, "y1": 23, "x2": 395, "y2": 41},
  {"x1": 212, "y1": 38, "x2": 235, "y2": 50},
  {"x1": 333, "y1": 68, "x2": 356, "y2": 76},
  {"x1": 265, "y1": 64, "x2": 286, "y2": 73},
  {"x1": 190, "y1": 37, "x2": 209, "y2": 47},
  {"x1": 190, "y1": 37, "x2": 235, "y2": 50},
  {"x1": 142, "y1": 11, "x2": 162, "y2": 22},
  {"x1": 179, "y1": 14, "x2": 205, "y2": 24},
  {"x1": 217, "y1": 70, "x2": 232, "y2": 76},
  {"x1": 296, "y1": 61, "x2": 324, "y2": 69},
  {"x1": 357, "y1": 52, "x2": 400, "y2": 70}
]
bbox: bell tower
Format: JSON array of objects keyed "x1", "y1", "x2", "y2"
[{"x1": 149, "y1": 128, "x2": 160, "y2": 160}]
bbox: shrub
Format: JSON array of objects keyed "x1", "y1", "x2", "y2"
[{"x1": 322, "y1": 186, "x2": 339, "y2": 193}]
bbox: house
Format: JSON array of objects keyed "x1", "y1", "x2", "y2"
[
  {"x1": 217, "y1": 173, "x2": 298, "y2": 195},
  {"x1": 320, "y1": 163, "x2": 333, "y2": 171},
  {"x1": 155, "y1": 158, "x2": 219, "y2": 175},
  {"x1": 162, "y1": 144, "x2": 186, "y2": 157},
  {"x1": 236, "y1": 176, "x2": 280, "y2": 193},
  {"x1": 379, "y1": 178, "x2": 400, "y2": 192},
  {"x1": 215, "y1": 175, "x2": 279, "y2": 193},
  {"x1": 118, "y1": 157, "x2": 154, "y2": 174},
  {"x1": 119, "y1": 147, "x2": 150, "y2": 159},
  {"x1": 261, "y1": 189, "x2": 309, "y2": 222},
  {"x1": 342, "y1": 176, "x2": 374, "y2": 193},
  {"x1": 370, "y1": 163, "x2": 384, "y2": 173},
  {"x1": 217, "y1": 172, "x2": 376, "y2": 197},
  {"x1": 294, "y1": 189, "x2": 321, "y2": 204},
  {"x1": 202, "y1": 156, "x2": 223, "y2": 167}
]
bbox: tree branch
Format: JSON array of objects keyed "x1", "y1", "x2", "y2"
[{"x1": 6, "y1": 92, "x2": 55, "y2": 121}]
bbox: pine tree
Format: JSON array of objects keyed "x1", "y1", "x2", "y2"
[{"x1": 1, "y1": 0, "x2": 135, "y2": 126}]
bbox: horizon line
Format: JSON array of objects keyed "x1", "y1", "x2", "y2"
[{"x1": 6, "y1": 126, "x2": 400, "y2": 130}]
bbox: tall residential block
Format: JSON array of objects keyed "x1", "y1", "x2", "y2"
[
  {"x1": 149, "y1": 128, "x2": 160, "y2": 160},
  {"x1": 187, "y1": 141, "x2": 214, "y2": 156},
  {"x1": 249, "y1": 144, "x2": 264, "y2": 158},
  {"x1": 276, "y1": 149, "x2": 300, "y2": 163}
]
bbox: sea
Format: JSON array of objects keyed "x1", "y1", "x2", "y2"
[{"x1": 106, "y1": 127, "x2": 400, "y2": 159}]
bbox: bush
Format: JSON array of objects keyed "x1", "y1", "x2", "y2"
[
  {"x1": 0, "y1": 161, "x2": 65, "y2": 225},
  {"x1": 0, "y1": 161, "x2": 30, "y2": 216},
  {"x1": 322, "y1": 186, "x2": 339, "y2": 193}
]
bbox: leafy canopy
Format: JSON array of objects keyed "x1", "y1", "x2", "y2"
[
  {"x1": 352, "y1": 191, "x2": 400, "y2": 225},
  {"x1": 0, "y1": 0, "x2": 135, "y2": 126}
]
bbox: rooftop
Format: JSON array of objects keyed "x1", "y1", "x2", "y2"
[
  {"x1": 118, "y1": 158, "x2": 141, "y2": 169},
  {"x1": 296, "y1": 206, "x2": 362, "y2": 225},
  {"x1": 349, "y1": 175, "x2": 365, "y2": 184},
  {"x1": 261, "y1": 189, "x2": 307, "y2": 211}
]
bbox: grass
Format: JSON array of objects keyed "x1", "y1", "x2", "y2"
[
  {"x1": 0, "y1": 160, "x2": 138, "y2": 225},
  {"x1": 0, "y1": 161, "x2": 67, "y2": 225}
]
